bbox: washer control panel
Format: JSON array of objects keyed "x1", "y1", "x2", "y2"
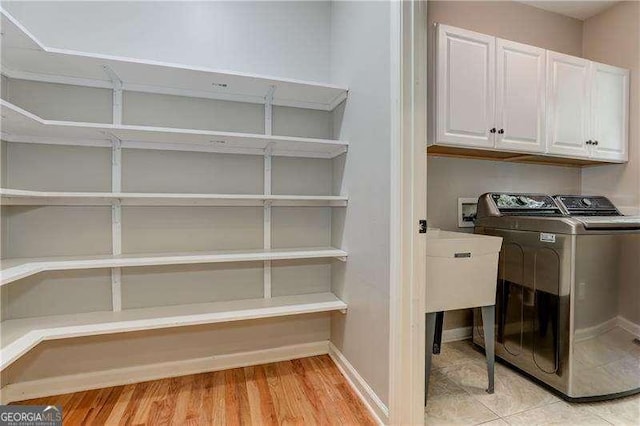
[{"x1": 490, "y1": 193, "x2": 563, "y2": 216}]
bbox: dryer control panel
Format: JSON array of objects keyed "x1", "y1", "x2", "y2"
[{"x1": 554, "y1": 195, "x2": 621, "y2": 216}]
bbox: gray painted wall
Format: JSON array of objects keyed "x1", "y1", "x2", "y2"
[
  {"x1": 329, "y1": 1, "x2": 392, "y2": 406},
  {"x1": 2, "y1": 1, "x2": 332, "y2": 82}
]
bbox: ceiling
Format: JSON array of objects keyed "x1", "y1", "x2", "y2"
[{"x1": 516, "y1": 1, "x2": 620, "y2": 20}]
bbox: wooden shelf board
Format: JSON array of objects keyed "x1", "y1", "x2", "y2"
[
  {"x1": 0, "y1": 100, "x2": 348, "y2": 158},
  {"x1": 426, "y1": 145, "x2": 609, "y2": 167},
  {"x1": 0, "y1": 292, "x2": 347, "y2": 370},
  {"x1": 0, "y1": 189, "x2": 348, "y2": 207},
  {"x1": 0, "y1": 9, "x2": 347, "y2": 111},
  {"x1": 0, "y1": 247, "x2": 348, "y2": 286}
]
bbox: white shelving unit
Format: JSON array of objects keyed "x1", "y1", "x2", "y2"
[
  {"x1": 0, "y1": 248, "x2": 348, "y2": 286},
  {"x1": 0, "y1": 8, "x2": 349, "y2": 371},
  {"x1": 0, "y1": 100, "x2": 348, "y2": 158},
  {"x1": 0, "y1": 9, "x2": 348, "y2": 111},
  {"x1": 0, "y1": 292, "x2": 347, "y2": 370},
  {"x1": 0, "y1": 189, "x2": 349, "y2": 207}
]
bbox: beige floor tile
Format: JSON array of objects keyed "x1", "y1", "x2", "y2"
[
  {"x1": 478, "y1": 419, "x2": 509, "y2": 425},
  {"x1": 431, "y1": 340, "x2": 485, "y2": 370},
  {"x1": 426, "y1": 363, "x2": 500, "y2": 425},
  {"x1": 586, "y1": 395, "x2": 640, "y2": 426},
  {"x1": 433, "y1": 341, "x2": 639, "y2": 425},
  {"x1": 428, "y1": 368, "x2": 466, "y2": 399},
  {"x1": 425, "y1": 391, "x2": 499, "y2": 426},
  {"x1": 439, "y1": 359, "x2": 558, "y2": 417},
  {"x1": 503, "y1": 401, "x2": 609, "y2": 425}
]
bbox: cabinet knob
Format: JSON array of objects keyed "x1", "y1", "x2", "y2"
[
  {"x1": 586, "y1": 140, "x2": 593, "y2": 145},
  {"x1": 594, "y1": 140, "x2": 599, "y2": 146},
  {"x1": 490, "y1": 128, "x2": 496, "y2": 134},
  {"x1": 498, "y1": 129, "x2": 504, "y2": 134}
]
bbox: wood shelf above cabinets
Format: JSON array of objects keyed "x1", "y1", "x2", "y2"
[
  {"x1": 0, "y1": 292, "x2": 348, "y2": 370},
  {"x1": 427, "y1": 145, "x2": 606, "y2": 167},
  {"x1": 0, "y1": 100, "x2": 348, "y2": 158},
  {"x1": 0, "y1": 247, "x2": 349, "y2": 286},
  {"x1": 0, "y1": 9, "x2": 347, "y2": 111},
  {"x1": 0, "y1": 189, "x2": 349, "y2": 207}
]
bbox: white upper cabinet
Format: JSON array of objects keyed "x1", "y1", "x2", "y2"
[
  {"x1": 589, "y1": 62, "x2": 629, "y2": 162},
  {"x1": 432, "y1": 24, "x2": 629, "y2": 165},
  {"x1": 546, "y1": 51, "x2": 591, "y2": 158},
  {"x1": 495, "y1": 39, "x2": 546, "y2": 153},
  {"x1": 437, "y1": 25, "x2": 495, "y2": 148}
]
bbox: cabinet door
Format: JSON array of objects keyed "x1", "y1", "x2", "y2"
[
  {"x1": 495, "y1": 39, "x2": 546, "y2": 153},
  {"x1": 589, "y1": 62, "x2": 629, "y2": 162},
  {"x1": 546, "y1": 51, "x2": 591, "y2": 158},
  {"x1": 437, "y1": 25, "x2": 495, "y2": 148}
]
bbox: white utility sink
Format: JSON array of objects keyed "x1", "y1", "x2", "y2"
[{"x1": 426, "y1": 229, "x2": 502, "y2": 313}]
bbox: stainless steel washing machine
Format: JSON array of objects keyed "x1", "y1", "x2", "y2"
[{"x1": 473, "y1": 193, "x2": 640, "y2": 401}]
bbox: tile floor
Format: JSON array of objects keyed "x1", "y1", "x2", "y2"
[{"x1": 425, "y1": 340, "x2": 640, "y2": 425}]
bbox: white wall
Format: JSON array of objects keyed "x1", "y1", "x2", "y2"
[
  {"x1": 330, "y1": 0, "x2": 392, "y2": 409},
  {"x1": 1, "y1": 0, "x2": 331, "y2": 82}
]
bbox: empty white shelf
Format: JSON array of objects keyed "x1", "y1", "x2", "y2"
[
  {"x1": 0, "y1": 247, "x2": 348, "y2": 286},
  {"x1": 0, "y1": 292, "x2": 347, "y2": 370},
  {"x1": 0, "y1": 100, "x2": 348, "y2": 158},
  {"x1": 0, "y1": 189, "x2": 349, "y2": 207},
  {"x1": 0, "y1": 9, "x2": 347, "y2": 111}
]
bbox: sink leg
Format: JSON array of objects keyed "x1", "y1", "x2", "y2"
[
  {"x1": 433, "y1": 311, "x2": 444, "y2": 354},
  {"x1": 425, "y1": 312, "x2": 437, "y2": 405},
  {"x1": 481, "y1": 305, "x2": 495, "y2": 394}
]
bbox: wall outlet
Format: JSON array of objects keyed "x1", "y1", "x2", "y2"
[{"x1": 458, "y1": 197, "x2": 478, "y2": 228}]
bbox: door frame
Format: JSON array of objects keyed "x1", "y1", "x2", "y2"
[{"x1": 389, "y1": 0, "x2": 428, "y2": 424}]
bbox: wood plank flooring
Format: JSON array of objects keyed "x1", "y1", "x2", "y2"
[{"x1": 12, "y1": 355, "x2": 376, "y2": 426}]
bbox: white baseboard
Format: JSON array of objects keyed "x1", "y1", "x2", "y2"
[
  {"x1": 442, "y1": 326, "x2": 472, "y2": 342},
  {"x1": 328, "y1": 342, "x2": 389, "y2": 425},
  {"x1": 575, "y1": 316, "x2": 640, "y2": 343},
  {"x1": 617, "y1": 316, "x2": 640, "y2": 338},
  {"x1": 0, "y1": 341, "x2": 329, "y2": 404},
  {"x1": 575, "y1": 317, "x2": 619, "y2": 342}
]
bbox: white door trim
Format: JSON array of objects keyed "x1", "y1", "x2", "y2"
[{"x1": 389, "y1": 1, "x2": 427, "y2": 424}]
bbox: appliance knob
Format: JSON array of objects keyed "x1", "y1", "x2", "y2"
[{"x1": 582, "y1": 198, "x2": 593, "y2": 207}]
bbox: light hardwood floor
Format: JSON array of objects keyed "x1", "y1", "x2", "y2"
[{"x1": 12, "y1": 355, "x2": 376, "y2": 425}]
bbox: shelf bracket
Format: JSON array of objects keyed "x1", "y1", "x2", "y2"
[
  {"x1": 111, "y1": 137, "x2": 122, "y2": 166},
  {"x1": 264, "y1": 142, "x2": 274, "y2": 158},
  {"x1": 103, "y1": 65, "x2": 123, "y2": 125}
]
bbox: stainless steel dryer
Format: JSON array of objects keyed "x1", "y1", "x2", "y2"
[{"x1": 473, "y1": 193, "x2": 640, "y2": 401}]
